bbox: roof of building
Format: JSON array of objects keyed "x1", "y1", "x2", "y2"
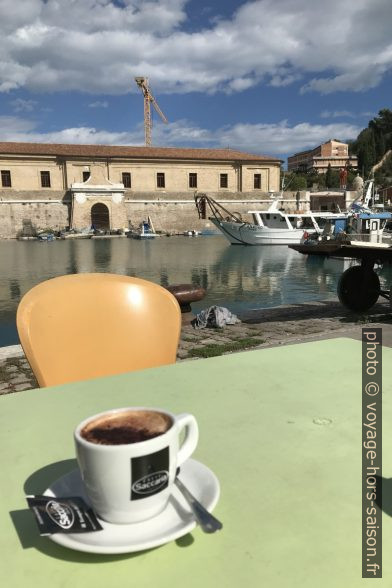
[{"x1": 0, "y1": 142, "x2": 281, "y2": 163}]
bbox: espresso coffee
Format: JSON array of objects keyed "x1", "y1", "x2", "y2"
[
  {"x1": 75, "y1": 408, "x2": 199, "y2": 523},
  {"x1": 81, "y1": 410, "x2": 172, "y2": 445}
]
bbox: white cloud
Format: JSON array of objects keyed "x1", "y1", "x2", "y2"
[
  {"x1": 0, "y1": 115, "x2": 37, "y2": 134},
  {"x1": 301, "y1": 68, "x2": 387, "y2": 94},
  {"x1": 10, "y1": 98, "x2": 37, "y2": 112},
  {"x1": 213, "y1": 120, "x2": 361, "y2": 156},
  {"x1": 0, "y1": 115, "x2": 361, "y2": 158},
  {"x1": 88, "y1": 101, "x2": 109, "y2": 108},
  {"x1": 0, "y1": 122, "x2": 142, "y2": 145},
  {"x1": 320, "y1": 111, "x2": 356, "y2": 119},
  {"x1": 0, "y1": 0, "x2": 42, "y2": 34},
  {"x1": 321, "y1": 110, "x2": 379, "y2": 120},
  {"x1": 0, "y1": 0, "x2": 389, "y2": 95}
]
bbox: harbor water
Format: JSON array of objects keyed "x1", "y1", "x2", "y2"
[{"x1": 1, "y1": 235, "x2": 391, "y2": 348}]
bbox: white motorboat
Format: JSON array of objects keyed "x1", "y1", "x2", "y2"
[{"x1": 195, "y1": 194, "x2": 347, "y2": 246}]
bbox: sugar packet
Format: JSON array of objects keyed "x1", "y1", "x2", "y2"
[{"x1": 26, "y1": 495, "x2": 103, "y2": 535}]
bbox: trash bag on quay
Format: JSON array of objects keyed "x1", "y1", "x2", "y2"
[{"x1": 191, "y1": 305, "x2": 241, "y2": 329}]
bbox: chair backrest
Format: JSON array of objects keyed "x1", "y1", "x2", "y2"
[{"x1": 17, "y1": 273, "x2": 182, "y2": 387}]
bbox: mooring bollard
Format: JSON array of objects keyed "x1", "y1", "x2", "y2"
[{"x1": 166, "y1": 284, "x2": 206, "y2": 323}]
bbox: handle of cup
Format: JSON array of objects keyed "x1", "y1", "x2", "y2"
[{"x1": 176, "y1": 413, "x2": 199, "y2": 466}]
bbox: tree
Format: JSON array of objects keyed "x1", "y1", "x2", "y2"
[
  {"x1": 304, "y1": 170, "x2": 325, "y2": 189},
  {"x1": 325, "y1": 164, "x2": 333, "y2": 188},
  {"x1": 287, "y1": 174, "x2": 307, "y2": 191},
  {"x1": 352, "y1": 128, "x2": 377, "y2": 176},
  {"x1": 350, "y1": 109, "x2": 392, "y2": 176},
  {"x1": 374, "y1": 152, "x2": 392, "y2": 187}
]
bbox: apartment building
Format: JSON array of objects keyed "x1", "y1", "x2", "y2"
[{"x1": 288, "y1": 139, "x2": 358, "y2": 173}]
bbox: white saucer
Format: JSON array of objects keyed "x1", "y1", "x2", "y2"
[{"x1": 43, "y1": 458, "x2": 220, "y2": 554}]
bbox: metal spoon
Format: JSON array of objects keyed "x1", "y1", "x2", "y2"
[{"x1": 175, "y1": 468, "x2": 223, "y2": 533}]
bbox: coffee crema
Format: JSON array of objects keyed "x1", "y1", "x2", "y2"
[{"x1": 80, "y1": 410, "x2": 172, "y2": 445}]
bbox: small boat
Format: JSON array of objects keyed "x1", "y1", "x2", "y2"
[
  {"x1": 195, "y1": 193, "x2": 347, "y2": 246},
  {"x1": 290, "y1": 201, "x2": 392, "y2": 313},
  {"x1": 37, "y1": 232, "x2": 56, "y2": 242},
  {"x1": 296, "y1": 179, "x2": 392, "y2": 248},
  {"x1": 127, "y1": 220, "x2": 156, "y2": 240},
  {"x1": 294, "y1": 205, "x2": 392, "y2": 254},
  {"x1": 61, "y1": 233, "x2": 93, "y2": 240},
  {"x1": 183, "y1": 230, "x2": 200, "y2": 237}
]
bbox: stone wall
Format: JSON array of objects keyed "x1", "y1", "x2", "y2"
[
  {"x1": 0, "y1": 190, "x2": 70, "y2": 238},
  {"x1": 0, "y1": 189, "x2": 351, "y2": 238}
]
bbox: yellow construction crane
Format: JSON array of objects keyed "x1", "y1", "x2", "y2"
[{"x1": 134, "y1": 77, "x2": 168, "y2": 147}]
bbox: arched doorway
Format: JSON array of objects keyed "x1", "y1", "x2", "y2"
[{"x1": 91, "y1": 203, "x2": 110, "y2": 230}]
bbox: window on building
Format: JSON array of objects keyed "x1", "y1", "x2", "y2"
[
  {"x1": 157, "y1": 172, "x2": 165, "y2": 188},
  {"x1": 1, "y1": 170, "x2": 11, "y2": 187},
  {"x1": 189, "y1": 173, "x2": 197, "y2": 188},
  {"x1": 220, "y1": 173, "x2": 228, "y2": 188},
  {"x1": 83, "y1": 171, "x2": 91, "y2": 182},
  {"x1": 122, "y1": 172, "x2": 131, "y2": 188},
  {"x1": 40, "y1": 171, "x2": 51, "y2": 188},
  {"x1": 254, "y1": 174, "x2": 261, "y2": 189}
]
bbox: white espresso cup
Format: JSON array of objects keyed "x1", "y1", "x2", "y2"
[{"x1": 74, "y1": 407, "x2": 199, "y2": 524}]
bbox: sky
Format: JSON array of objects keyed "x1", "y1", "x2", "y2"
[{"x1": 0, "y1": 0, "x2": 391, "y2": 166}]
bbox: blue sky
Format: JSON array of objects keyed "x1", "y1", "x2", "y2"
[{"x1": 0, "y1": 0, "x2": 391, "y2": 165}]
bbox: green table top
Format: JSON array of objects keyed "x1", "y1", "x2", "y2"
[{"x1": 0, "y1": 338, "x2": 390, "y2": 587}]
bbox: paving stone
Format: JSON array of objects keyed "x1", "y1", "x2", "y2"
[
  {"x1": 13, "y1": 383, "x2": 34, "y2": 392},
  {"x1": 8, "y1": 376, "x2": 31, "y2": 384},
  {"x1": 179, "y1": 341, "x2": 200, "y2": 350}
]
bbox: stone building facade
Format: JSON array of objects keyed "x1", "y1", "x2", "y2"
[{"x1": 0, "y1": 142, "x2": 282, "y2": 238}]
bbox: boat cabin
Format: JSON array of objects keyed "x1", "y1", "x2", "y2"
[
  {"x1": 249, "y1": 210, "x2": 338, "y2": 232},
  {"x1": 318, "y1": 211, "x2": 392, "y2": 244}
]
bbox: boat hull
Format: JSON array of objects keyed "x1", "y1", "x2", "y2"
[
  {"x1": 127, "y1": 232, "x2": 156, "y2": 239},
  {"x1": 210, "y1": 219, "x2": 309, "y2": 245}
]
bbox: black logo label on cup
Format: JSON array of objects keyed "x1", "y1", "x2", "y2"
[{"x1": 131, "y1": 447, "x2": 169, "y2": 501}]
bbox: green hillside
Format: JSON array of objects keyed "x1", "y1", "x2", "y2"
[{"x1": 349, "y1": 108, "x2": 392, "y2": 184}]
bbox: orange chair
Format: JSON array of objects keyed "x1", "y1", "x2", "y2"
[{"x1": 16, "y1": 273, "x2": 182, "y2": 387}]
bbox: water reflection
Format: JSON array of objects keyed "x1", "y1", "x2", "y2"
[
  {"x1": 191, "y1": 267, "x2": 209, "y2": 291},
  {"x1": 160, "y1": 269, "x2": 169, "y2": 288},
  {"x1": 9, "y1": 279, "x2": 21, "y2": 300},
  {"x1": 206, "y1": 245, "x2": 300, "y2": 309},
  {"x1": 66, "y1": 240, "x2": 78, "y2": 275},
  {"x1": 1, "y1": 236, "x2": 392, "y2": 347},
  {"x1": 94, "y1": 239, "x2": 112, "y2": 270}
]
